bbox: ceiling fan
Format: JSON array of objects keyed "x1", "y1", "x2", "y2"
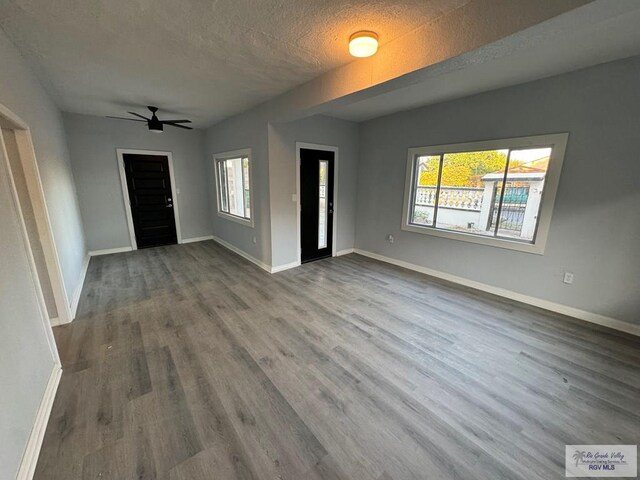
[{"x1": 107, "y1": 106, "x2": 192, "y2": 132}]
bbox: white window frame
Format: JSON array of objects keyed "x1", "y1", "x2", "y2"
[
  {"x1": 213, "y1": 148, "x2": 254, "y2": 227},
  {"x1": 401, "y1": 133, "x2": 569, "y2": 255}
]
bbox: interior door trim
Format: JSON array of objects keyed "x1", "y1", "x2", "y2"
[
  {"x1": 0, "y1": 102, "x2": 73, "y2": 327},
  {"x1": 296, "y1": 142, "x2": 338, "y2": 266},
  {"x1": 116, "y1": 148, "x2": 182, "y2": 250}
]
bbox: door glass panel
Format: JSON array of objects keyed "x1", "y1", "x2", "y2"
[{"x1": 318, "y1": 160, "x2": 328, "y2": 249}]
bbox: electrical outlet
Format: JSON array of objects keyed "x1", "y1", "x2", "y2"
[
  {"x1": 252, "y1": 236, "x2": 257, "y2": 244},
  {"x1": 563, "y1": 272, "x2": 574, "y2": 284},
  {"x1": 387, "y1": 234, "x2": 394, "y2": 244}
]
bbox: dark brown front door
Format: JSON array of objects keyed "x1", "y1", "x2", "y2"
[
  {"x1": 123, "y1": 153, "x2": 177, "y2": 249},
  {"x1": 300, "y1": 148, "x2": 334, "y2": 263}
]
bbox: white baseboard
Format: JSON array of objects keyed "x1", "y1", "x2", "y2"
[
  {"x1": 271, "y1": 261, "x2": 300, "y2": 273},
  {"x1": 181, "y1": 235, "x2": 214, "y2": 244},
  {"x1": 270, "y1": 248, "x2": 352, "y2": 272},
  {"x1": 211, "y1": 235, "x2": 272, "y2": 273},
  {"x1": 211, "y1": 236, "x2": 301, "y2": 274},
  {"x1": 89, "y1": 238, "x2": 214, "y2": 254},
  {"x1": 354, "y1": 249, "x2": 640, "y2": 337},
  {"x1": 88, "y1": 246, "x2": 133, "y2": 256},
  {"x1": 17, "y1": 364, "x2": 62, "y2": 480},
  {"x1": 69, "y1": 254, "x2": 90, "y2": 321},
  {"x1": 211, "y1": 237, "x2": 352, "y2": 274}
]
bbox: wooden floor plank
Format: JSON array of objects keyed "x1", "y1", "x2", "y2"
[{"x1": 34, "y1": 241, "x2": 640, "y2": 479}]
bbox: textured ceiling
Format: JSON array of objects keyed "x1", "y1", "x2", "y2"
[
  {"x1": 325, "y1": 0, "x2": 640, "y2": 121},
  {"x1": 0, "y1": 0, "x2": 470, "y2": 127}
]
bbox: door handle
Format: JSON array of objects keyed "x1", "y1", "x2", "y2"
[{"x1": 166, "y1": 204, "x2": 173, "y2": 208}]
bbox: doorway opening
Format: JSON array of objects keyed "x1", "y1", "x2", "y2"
[
  {"x1": 297, "y1": 144, "x2": 338, "y2": 263},
  {"x1": 0, "y1": 103, "x2": 72, "y2": 325},
  {"x1": 117, "y1": 149, "x2": 181, "y2": 249}
]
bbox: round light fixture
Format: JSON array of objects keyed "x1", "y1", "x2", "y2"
[{"x1": 349, "y1": 31, "x2": 378, "y2": 58}]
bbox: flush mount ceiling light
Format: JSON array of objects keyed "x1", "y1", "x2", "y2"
[{"x1": 349, "y1": 31, "x2": 378, "y2": 58}]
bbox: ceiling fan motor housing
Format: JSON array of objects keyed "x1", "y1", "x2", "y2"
[{"x1": 147, "y1": 106, "x2": 163, "y2": 132}]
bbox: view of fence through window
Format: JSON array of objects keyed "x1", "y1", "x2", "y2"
[
  {"x1": 410, "y1": 147, "x2": 552, "y2": 242},
  {"x1": 216, "y1": 156, "x2": 251, "y2": 220}
]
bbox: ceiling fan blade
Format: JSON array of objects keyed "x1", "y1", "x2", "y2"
[
  {"x1": 106, "y1": 116, "x2": 147, "y2": 122},
  {"x1": 164, "y1": 122, "x2": 193, "y2": 130},
  {"x1": 162, "y1": 119, "x2": 192, "y2": 124},
  {"x1": 127, "y1": 111, "x2": 151, "y2": 121}
]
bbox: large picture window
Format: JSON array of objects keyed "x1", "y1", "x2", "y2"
[
  {"x1": 402, "y1": 134, "x2": 568, "y2": 254},
  {"x1": 214, "y1": 148, "x2": 253, "y2": 226}
]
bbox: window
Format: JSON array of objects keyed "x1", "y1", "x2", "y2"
[
  {"x1": 402, "y1": 134, "x2": 568, "y2": 254},
  {"x1": 214, "y1": 148, "x2": 253, "y2": 226}
]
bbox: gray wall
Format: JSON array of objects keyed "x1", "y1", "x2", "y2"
[
  {"x1": 205, "y1": 111, "x2": 360, "y2": 268},
  {"x1": 0, "y1": 28, "x2": 86, "y2": 303},
  {"x1": 356, "y1": 56, "x2": 640, "y2": 324},
  {"x1": 64, "y1": 113, "x2": 212, "y2": 251},
  {"x1": 268, "y1": 115, "x2": 359, "y2": 267},
  {"x1": 205, "y1": 108, "x2": 273, "y2": 265},
  {"x1": 0, "y1": 144, "x2": 58, "y2": 479},
  {"x1": 0, "y1": 29, "x2": 66, "y2": 478}
]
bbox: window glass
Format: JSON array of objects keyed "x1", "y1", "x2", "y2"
[
  {"x1": 435, "y1": 150, "x2": 508, "y2": 237},
  {"x1": 494, "y1": 148, "x2": 551, "y2": 242},
  {"x1": 318, "y1": 160, "x2": 328, "y2": 248},
  {"x1": 411, "y1": 155, "x2": 441, "y2": 226},
  {"x1": 216, "y1": 156, "x2": 251, "y2": 221},
  {"x1": 242, "y1": 157, "x2": 251, "y2": 218}
]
